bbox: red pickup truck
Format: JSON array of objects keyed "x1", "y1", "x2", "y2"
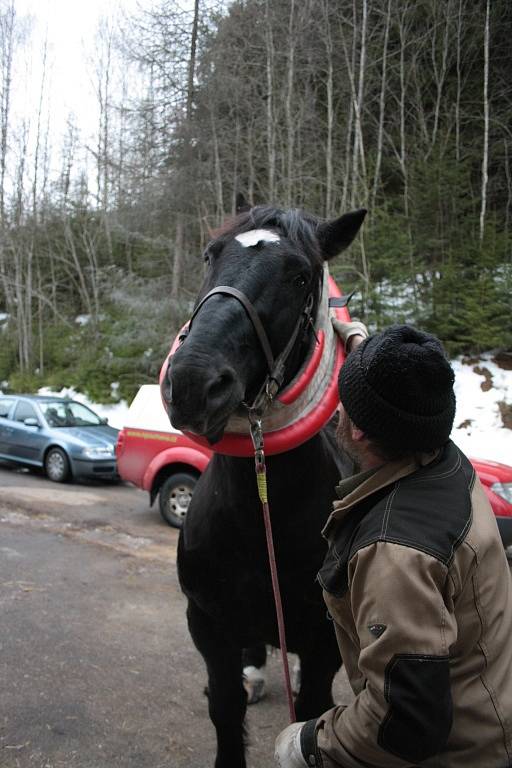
[
  {"x1": 116, "y1": 386, "x2": 512, "y2": 549},
  {"x1": 115, "y1": 386, "x2": 210, "y2": 527}
]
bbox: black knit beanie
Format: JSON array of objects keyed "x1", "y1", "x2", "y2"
[{"x1": 338, "y1": 325, "x2": 456, "y2": 453}]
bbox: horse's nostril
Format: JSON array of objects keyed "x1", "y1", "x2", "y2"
[
  {"x1": 163, "y1": 384, "x2": 172, "y2": 405},
  {"x1": 162, "y1": 367, "x2": 173, "y2": 404},
  {"x1": 206, "y1": 371, "x2": 235, "y2": 403}
]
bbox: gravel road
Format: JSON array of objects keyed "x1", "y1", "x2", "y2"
[{"x1": 0, "y1": 463, "x2": 351, "y2": 768}]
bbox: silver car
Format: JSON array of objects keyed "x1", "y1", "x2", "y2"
[{"x1": 0, "y1": 394, "x2": 119, "y2": 482}]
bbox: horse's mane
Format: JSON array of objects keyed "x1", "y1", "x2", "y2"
[{"x1": 210, "y1": 206, "x2": 322, "y2": 266}]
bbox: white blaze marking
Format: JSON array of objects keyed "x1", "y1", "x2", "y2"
[{"x1": 235, "y1": 229, "x2": 280, "y2": 247}]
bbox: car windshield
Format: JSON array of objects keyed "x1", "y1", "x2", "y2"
[{"x1": 40, "y1": 401, "x2": 103, "y2": 428}]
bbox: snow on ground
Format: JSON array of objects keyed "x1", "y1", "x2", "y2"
[
  {"x1": 451, "y1": 355, "x2": 511, "y2": 465},
  {"x1": 35, "y1": 354, "x2": 511, "y2": 464}
]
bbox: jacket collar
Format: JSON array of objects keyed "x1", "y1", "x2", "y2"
[{"x1": 322, "y1": 450, "x2": 439, "y2": 538}]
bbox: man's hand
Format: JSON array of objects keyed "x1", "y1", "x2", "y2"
[
  {"x1": 274, "y1": 722, "x2": 308, "y2": 768},
  {"x1": 331, "y1": 318, "x2": 369, "y2": 352}
]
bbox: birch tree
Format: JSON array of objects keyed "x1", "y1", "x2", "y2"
[
  {"x1": 371, "y1": 0, "x2": 391, "y2": 213},
  {"x1": 0, "y1": 0, "x2": 16, "y2": 228}
]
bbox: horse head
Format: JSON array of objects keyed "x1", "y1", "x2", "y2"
[{"x1": 162, "y1": 201, "x2": 366, "y2": 444}]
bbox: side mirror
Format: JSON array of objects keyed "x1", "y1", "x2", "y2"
[
  {"x1": 24, "y1": 417, "x2": 40, "y2": 428},
  {"x1": 100, "y1": 416, "x2": 108, "y2": 425}
]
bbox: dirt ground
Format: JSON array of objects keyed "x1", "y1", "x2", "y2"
[{"x1": 0, "y1": 464, "x2": 352, "y2": 768}]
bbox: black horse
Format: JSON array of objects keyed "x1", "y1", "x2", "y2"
[{"x1": 162, "y1": 202, "x2": 365, "y2": 768}]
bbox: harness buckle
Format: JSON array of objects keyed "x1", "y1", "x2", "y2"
[
  {"x1": 249, "y1": 417, "x2": 266, "y2": 474},
  {"x1": 266, "y1": 375, "x2": 281, "y2": 402},
  {"x1": 249, "y1": 415, "x2": 264, "y2": 450},
  {"x1": 178, "y1": 325, "x2": 190, "y2": 345}
]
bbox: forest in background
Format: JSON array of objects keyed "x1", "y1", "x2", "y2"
[{"x1": 0, "y1": 0, "x2": 511, "y2": 402}]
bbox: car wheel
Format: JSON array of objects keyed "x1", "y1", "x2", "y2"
[
  {"x1": 45, "y1": 447, "x2": 70, "y2": 483},
  {"x1": 159, "y1": 472, "x2": 197, "y2": 528}
]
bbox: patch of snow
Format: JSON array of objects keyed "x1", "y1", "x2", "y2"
[
  {"x1": 74, "y1": 313, "x2": 106, "y2": 326},
  {"x1": 368, "y1": 279, "x2": 426, "y2": 327},
  {"x1": 110, "y1": 382, "x2": 120, "y2": 400},
  {"x1": 451, "y1": 355, "x2": 512, "y2": 465}
]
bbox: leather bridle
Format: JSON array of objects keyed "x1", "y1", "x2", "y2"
[{"x1": 177, "y1": 284, "x2": 315, "y2": 417}]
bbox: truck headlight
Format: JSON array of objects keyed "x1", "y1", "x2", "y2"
[
  {"x1": 82, "y1": 446, "x2": 114, "y2": 459},
  {"x1": 491, "y1": 482, "x2": 512, "y2": 504}
]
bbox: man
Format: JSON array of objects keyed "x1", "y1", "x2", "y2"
[{"x1": 275, "y1": 322, "x2": 512, "y2": 768}]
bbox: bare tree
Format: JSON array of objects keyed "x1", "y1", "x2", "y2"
[
  {"x1": 479, "y1": 0, "x2": 490, "y2": 243},
  {"x1": 371, "y1": 0, "x2": 391, "y2": 213},
  {"x1": 455, "y1": 0, "x2": 464, "y2": 163},
  {"x1": 265, "y1": 0, "x2": 276, "y2": 201},
  {"x1": 0, "y1": 0, "x2": 15, "y2": 228},
  {"x1": 320, "y1": 0, "x2": 335, "y2": 216}
]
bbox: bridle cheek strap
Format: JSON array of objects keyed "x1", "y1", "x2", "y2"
[
  {"x1": 251, "y1": 292, "x2": 314, "y2": 412},
  {"x1": 179, "y1": 285, "x2": 314, "y2": 414}
]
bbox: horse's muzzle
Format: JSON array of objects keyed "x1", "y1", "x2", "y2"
[{"x1": 163, "y1": 357, "x2": 243, "y2": 441}]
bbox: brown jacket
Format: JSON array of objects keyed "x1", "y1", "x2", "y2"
[{"x1": 304, "y1": 441, "x2": 512, "y2": 768}]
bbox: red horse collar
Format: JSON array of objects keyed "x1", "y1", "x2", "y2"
[{"x1": 160, "y1": 267, "x2": 350, "y2": 456}]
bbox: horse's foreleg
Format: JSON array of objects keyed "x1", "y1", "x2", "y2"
[
  {"x1": 294, "y1": 641, "x2": 340, "y2": 722},
  {"x1": 242, "y1": 644, "x2": 267, "y2": 704},
  {"x1": 187, "y1": 601, "x2": 247, "y2": 768}
]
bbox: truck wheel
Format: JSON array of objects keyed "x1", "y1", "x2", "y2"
[
  {"x1": 159, "y1": 472, "x2": 197, "y2": 528},
  {"x1": 45, "y1": 447, "x2": 70, "y2": 483}
]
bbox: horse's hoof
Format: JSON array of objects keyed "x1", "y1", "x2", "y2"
[{"x1": 243, "y1": 665, "x2": 266, "y2": 704}]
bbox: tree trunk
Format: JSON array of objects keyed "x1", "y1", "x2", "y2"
[
  {"x1": 211, "y1": 107, "x2": 224, "y2": 221},
  {"x1": 479, "y1": 0, "x2": 490, "y2": 244},
  {"x1": 371, "y1": 0, "x2": 391, "y2": 213},
  {"x1": 285, "y1": 0, "x2": 296, "y2": 207},
  {"x1": 265, "y1": 0, "x2": 276, "y2": 201},
  {"x1": 0, "y1": 1, "x2": 15, "y2": 229},
  {"x1": 353, "y1": 0, "x2": 368, "y2": 206},
  {"x1": 186, "y1": 0, "x2": 200, "y2": 122},
  {"x1": 171, "y1": 215, "x2": 183, "y2": 301},
  {"x1": 504, "y1": 139, "x2": 512, "y2": 255},
  {"x1": 321, "y1": 0, "x2": 334, "y2": 217},
  {"x1": 455, "y1": 0, "x2": 463, "y2": 163}
]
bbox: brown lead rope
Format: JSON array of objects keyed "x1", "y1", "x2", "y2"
[{"x1": 250, "y1": 416, "x2": 296, "y2": 724}]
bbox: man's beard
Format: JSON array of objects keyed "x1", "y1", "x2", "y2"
[{"x1": 336, "y1": 409, "x2": 362, "y2": 473}]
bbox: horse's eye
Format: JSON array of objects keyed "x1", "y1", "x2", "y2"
[
  {"x1": 203, "y1": 252, "x2": 211, "y2": 266},
  {"x1": 293, "y1": 275, "x2": 307, "y2": 289}
]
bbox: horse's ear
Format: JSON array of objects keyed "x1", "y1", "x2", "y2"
[
  {"x1": 235, "y1": 192, "x2": 251, "y2": 213},
  {"x1": 317, "y1": 209, "x2": 367, "y2": 260}
]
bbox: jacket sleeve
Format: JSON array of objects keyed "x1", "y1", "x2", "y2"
[{"x1": 314, "y1": 541, "x2": 457, "y2": 768}]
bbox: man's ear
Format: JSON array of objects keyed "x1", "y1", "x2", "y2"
[
  {"x1": 235, "y1": 192, "x2": 251, "y2": 214},
  {"x1": 317, "y1": 209, "x2": 367, "y2": 260}
]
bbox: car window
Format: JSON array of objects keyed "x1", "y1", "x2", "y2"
[
  {"x1": 0, "y1": 398, "x2": 14, "y2": 418},
  {"x1": 40, "y1": 401, "x2": 102, "y2": 427},
  {"x1": 13, "y1": 401, "x2": 38, "y2": 423}
]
